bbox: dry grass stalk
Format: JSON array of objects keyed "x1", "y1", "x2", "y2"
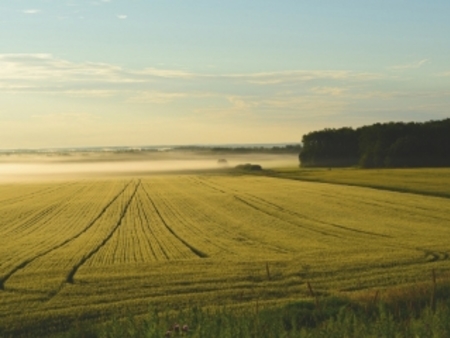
[{"x1": 265, "y1": 262, "x2": 271, "y2": 280}]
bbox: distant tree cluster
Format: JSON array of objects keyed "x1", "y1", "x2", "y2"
[
  {"x1": 177, "y1": 144, "x2": 302, "y2": 154},
  {"x1": 235, "y1": 163, "x2": 263, "y2": 171},
  {"x1": 299, "y1": 119, "x2": 450, "y2": 168},
  {"x1": 210, "y1": 144, "x2": 302, "y2": 154}
]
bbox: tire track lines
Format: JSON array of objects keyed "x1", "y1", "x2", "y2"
[
  {"x1": 154, "y1": 185, "x2": 238, "y2": 257},
  {"x1": 349, "y1": 197, "x2": 450, "y2": 223},
  {"x1": 140, "y1": 184, "x2": 208, "y2": 259},
  {"x1": 131, "y1": 195, "x2": 150, "y2": 263},
  {"x1": 244, "y1": 193, "x2": 392, "y2": 238},
  {"x1": 367, "y1": 241, "x2": 449, "y2": 267},
  {"x1": 233, "y1": 195, "x2": 340, "y2": 238},
  {"x1": 135, "y1": 196, "x2": 159, "y2": 261},
  {"x1": 0, "y1": 181, "x2": 133, "y2": 290},
  {"x1": 2, "y1": 184, "x2": 89, "y2": 239},
  {"x1": 2, "y1": 205, "x2": 60, "y2": 237},
  {"x1": 135, "y1": 194, "x2": 170, "y2": 260},
  {"x1": 420, "y1": 250, "x2": 449, "y2": 263},
  {"x1": 187, "y1": 178, "x2": 303, "y2": 252},
  {"x1": 199, "y1": 177, "x2": 393, "y2": 244},
  {"x1": 200, "y1": 177, "x2": 391, "y2": 239},
  {"x1": 3, "y1": 185, "x2": 85, "y2": 230},
  {"x1": 66, "y1": 180, "x2": 141, "y2": 283},
  {"x1": 150, "y1": 179, "x2": 241, "y2": 256},
  {"x1": 0, "y1": 182, "x2": 78, "y2": 207},
  {"x1": 160, "y1": 181, "x2": 266, "y2": 255},
  {"x1": 190, "y1": 177, "x2": 227, "y2": 194}
]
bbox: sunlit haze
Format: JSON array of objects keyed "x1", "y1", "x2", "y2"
[
  {"x1": 1, "y1": 1, "x2": 449, "y2": 149},
  {"x1": 0, "y1": 152, "x2": 297, "y2": 180}
]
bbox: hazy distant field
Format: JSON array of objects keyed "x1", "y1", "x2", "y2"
[
  {"x1": 0, "y1": 151, "x2": 295, "y2": 181},
  {"x1": 1, "y1": 165, "x2": 449, "y2": 335}
]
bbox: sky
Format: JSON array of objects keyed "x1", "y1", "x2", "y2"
[{"x1": 1, "y1": 0, "x2": 449, "y2": 149}]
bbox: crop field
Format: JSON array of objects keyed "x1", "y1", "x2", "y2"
[
  {"x1": 1, "y1": 173, "x2": 450, "y2": 335},
  {"x1": 267, "y1": 167, "x2": 450, "y2": 198}
]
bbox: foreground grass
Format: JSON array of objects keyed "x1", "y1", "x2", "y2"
[
  {"x1": 59, "y1": 283, "x2": 450, "y2": 338},
  {"x1": 263, "y1": 167, "x2": 450, "y2": 198}
]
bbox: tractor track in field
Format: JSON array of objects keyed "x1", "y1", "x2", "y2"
[
  {"x1": 387, "y1": 248, "x2": 449, "y2": 268},
  {"x1": 232, "y1": 195, "x2": 340, "y2": 238},
  {"x1": 153, "y1": 179, "x2": 252, "y2": 256},
  {"x1": 3, "y1": 184, "x2": 90, "y2": 237},
  {"x1": 193, "y1": 178, "x2": 339, "y2": 238},
  {"x1": 196, "y1": 177, "x2": 392, "y2": 239},
  {"x1": 423, "y1": 250, "x2": 449, "y2": 262},
  {"x1": 192, "y1": 178, "x2": 449, "y2": 262},
  {"x1": 385, "y1": 243, "x2": 449, "y2": 264},
  {"x1": 65, "y1": 180, "x2": 141, "y2": 284},
  {"x1": 0, "y1": 181, "x2": 134, "y2": 291},
  {"x1": 190, "y1": 177, "x2": 227, "y2": 194},
  {"x1": 3, "y1": 182, "x2": 90, "y2": 237},
  {"x1": 0, "y1": 182, "x2": 78, "y2": 207},
  {"x1": 376, "y1": 243, "x2": 449, "y2": 267},
  {"x1": 148, "y1": 179, "x2": 277, "y2": 256},
  {"x1": 135, "y1": 194, "x2": 170, "y2": 260},
  {"x1": 350, "y1": 198, "x2": 450, "y2": 223},
  {"x1": 140, "y1": 184, "x2": 208, "y2": 259},
  {"x1": 4, "y1": 204, "x2": 60, "y2": 235},
  {"x1": 245, "y1": 193, "x2": 393, "y2": 239}
]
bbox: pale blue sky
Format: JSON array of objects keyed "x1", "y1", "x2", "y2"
[{"x1": 1, "y1": 0, "x2": 449, "y2": 148}]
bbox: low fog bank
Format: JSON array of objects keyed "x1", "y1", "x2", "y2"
[{"x1": 0, "y1": 152, "x2": 298, "y2": 181}]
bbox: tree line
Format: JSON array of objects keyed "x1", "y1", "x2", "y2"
[
  {"x1": 177, "y1": 144, "x2": 302, "y2": 154},
  {"x1": 299, "y1": 118, "x2": 450, "y2": 168}
]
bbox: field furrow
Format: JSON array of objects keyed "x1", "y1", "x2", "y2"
[
  {"x1": 0, "y1": 184, "x2": 96, "y2": 275},
  {"x1": 0, "y1": 184, "x2": 86, "y2": 238},
  {"x1": 196, "y1": 176, "x2": 450, "y2": 248},
  {"x1": 0, "y1": 182, "x2": 78, "y2": 207},
  {"x1": 1, "y1": 180, "x2": 135, "y2": 291},
  {"x1": 85, "y1": 185, "x2": 197, "y2": 266},
  {"x1": 137, "y1": 186, "x2": 194, "y2": 260},
  {"x1": 143, "y1": 177, "x2": 326, "y2": 257}
]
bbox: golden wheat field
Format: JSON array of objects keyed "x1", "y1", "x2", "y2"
[{"x1": 1, "y1": 173, "x2": 450, "y2": 334}]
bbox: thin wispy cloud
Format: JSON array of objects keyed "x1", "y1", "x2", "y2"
[
  {"x1": 32, "y1": 112, "x2": 98, "y2": 123},
  {"x1": 0, "y1": 54, "x2": 385, "y2": 87},
  {"x1": 28, "y1": 113, "x2": 101, "y2": 133},
  {"x1": 310, "y1": 86, "x2": 347, "y2": 97},
  {"x1": 194, "y1": 94, "x2": 347, "y2": 121},
  {"x1": 23, "y1": 9, "x2": 41, "y2": 14},
  {"x1": 91, "y1": 1, "x2": 110, "y2": 6},
  {"x1": 117, "y1": 15, "x2": 127, "y2": 20},
  {"x1": 140, "y1": 68, "x2": 194, "y2": 78},
  {"x1": 0, "y1": 54, "x2": 130, "y2": 82},
  {"x1": 225, "y1": 70, "x2": 384, "y2": 85},
  {"x1": 0, "y1": 53, "x2": 446, "y2": 126},
  {"x1": 436, "y1": 71, "x2": 450, "y2": 77},
  {"x1": 61, "y1": 90, "x2": 117, "y2": 98},
  {"x1": 129, "y1": 91, "x2": 215, "y2": 104},
  {"x1": 129, "y1": 91, "x2": 188, "y2": 103},
  {"x1": 390, "y1": 59, "x2": 429, "y2": 70}
]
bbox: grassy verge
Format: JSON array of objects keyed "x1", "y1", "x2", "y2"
[
  {"x1": 53, "y1": 281, "x2": 450, "y2": 338},
  {"x1": 260, "y1": 167, "x2": 450, "y2": 198}
]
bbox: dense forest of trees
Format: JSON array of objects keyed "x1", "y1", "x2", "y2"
[{"x1": 299, "y1": 119, "x2": 450, "y2": 168}]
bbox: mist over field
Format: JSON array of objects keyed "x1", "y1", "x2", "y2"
[{"x1": 0, "y1": 151, "x2": 297, "y2": 181}]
